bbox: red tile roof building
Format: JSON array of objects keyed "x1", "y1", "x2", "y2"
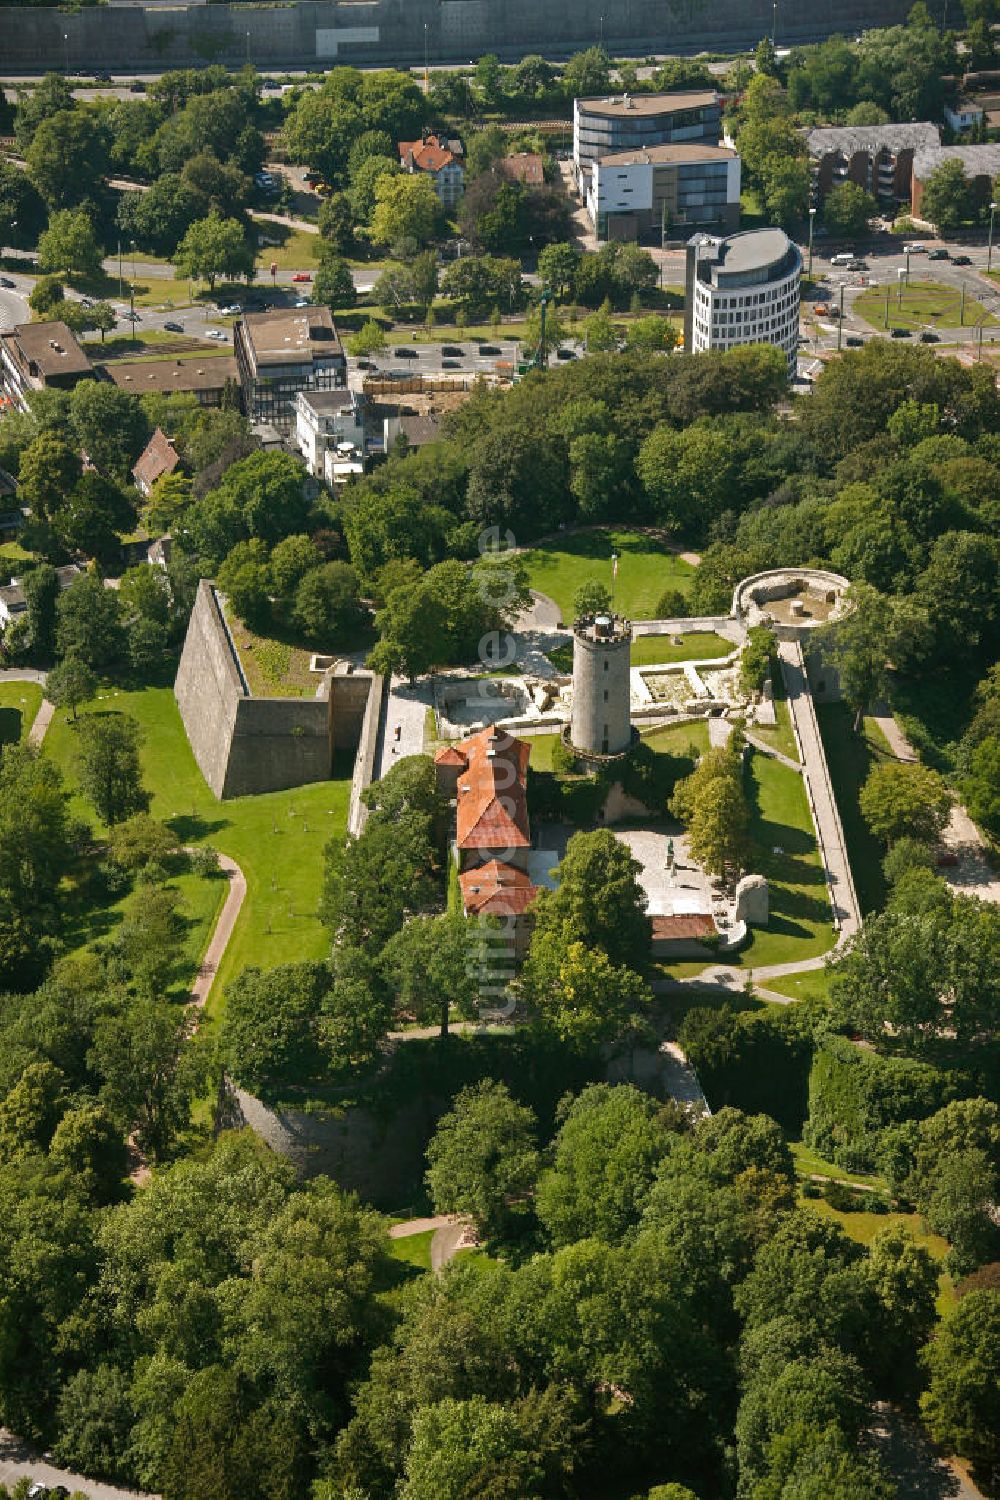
[
  {"x1": 435, "y1": 726, "x2": 538, "y2": 956},
  {"x1": 499, "y1": 152, "x2": 546, "y2": 186},
  {"x1": 399, "y1": 133, "x2": 465, "y2": 207},
  {"x1": 132, "y1": 426, "x2": 181, "y2": 497}
]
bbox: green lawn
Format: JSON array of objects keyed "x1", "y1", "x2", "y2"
[
  {"x1": 387, "y1": 1229, "x2": 434, "y2": 1271},
  {"x1": 749, "y1": 669, "x2": 799, "y2": 763},
  {"x1": 641, "y1": 719, "x2": 711, "y2": 758},
  {"x1": 251, "y1": 218, "x2": 321, "y2": 271},
  {"x1": 630, "y1": 631, "x2": 732, "y2": 667},
  {"x1": 803, "y1": 1197, "x2": 955, "y2": 1314},
  {"x1": 0, "y1": 539, "x2": 33, "y2": 566},
  {"x1": 727, "y1": 750, "x2": 837, "y2": 970},
  {"x1": 0, "y1": 681, "x2": 42, "y2": 745},
  {"x1": 521, "y1": 529, "x2": 695, "y2": 623},
  {"x1": 42, "y1": 686, "x2": 351, "y2": 1017},
  {"x1": 815, "y1": 703, "x2": 892, "y2": 914},
  {"x1": 761, "y1": 967, "x2": 835, "y2": 1004},
  {"x1": 854, "y1": 278, "x2": 999, "y2": 332}
]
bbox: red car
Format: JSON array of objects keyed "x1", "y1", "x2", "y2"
[{"x1": 292, "y1": 272, "x2": 312, "y2": 283}]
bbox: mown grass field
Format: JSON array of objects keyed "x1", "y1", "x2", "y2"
[
  {"x1": 522, "y1": 529, "x2": 696, "y2": 623},
  {"x1": 42, "y1": 685, "x2": 351, "y2": 1017},
  {"x1": 0, "y1": 681, "x2": 42, "y2": 745},
  {"x1": 854, "y1": 278, "x2": 998, "y2": 332}
]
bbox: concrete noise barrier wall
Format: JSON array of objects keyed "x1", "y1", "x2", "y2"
[{"x1": 0, "y1": 0, "x2": 915, "y2": 73}]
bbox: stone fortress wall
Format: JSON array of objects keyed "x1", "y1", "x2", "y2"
[
  {"x1": 0, "y1": 0, "x2": 915, "y2": 74},
  {"x1": 174, "y1": 579, "x2": 379, "y2": 801}
]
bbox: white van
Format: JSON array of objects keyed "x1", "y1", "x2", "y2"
[{"x1": 830, "y1": 252, "x2": 855, "y2": 266}]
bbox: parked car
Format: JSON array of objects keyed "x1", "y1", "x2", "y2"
[
  {"x1": 479, "y1": 344, "x2": 501, "y2": 355},
  {"x1": 291, "y1": 272, "x2": 311, "y2": 283},
  {"x1": 903, "y1": 242, "x2": 927, "y2": 254},
  {"x1": 123, "y1": 310, "x2": 141, "y2": 322},
  {"x1": 556, "y1": 346, "x2": 576, "y2": 358},
  {"x1": 393, "y1": 346, "x2": 419, "y2": 358},
  {"x1": 847, "y1": 258, "x2": 868, "y2": 271},
  {"x1": 953, "y1": 254, "x2": 973, "y2": 265},
  {"x1": 294, "y1": 297, "x2": 310, "y2": 307},
  {"x1": 845, "y1": 335, "x2": 864, "y2": 347},
  {"x1": 206, "y1": 329, "x2": 228, "y2": 341},
  {"x1": 0, "y1": 276, "x2": 14, "y2": 288},
  {"x1": 129, "y1": 79, "x2": 146, "y2": 92},
  {"x1": 163, "y1": 320, "x2": 184, "y2": 333},
  {"x1": 356, "y1": 358, "x2": 375, "y2": 370},
  {"x1": 830, "y1": 252, "x2": 855, "y2": 266},
  {"x1": 441, "y1": 345, "x2": 464, "y2": 357},
  {"x1": 890, "y1": 326, "x2": 911, "y2": 337},
  {"x1": 928, "y1": 247, "x2": 950, "y2": 260},
  {"x1": 94, "y1": 68, "x2": 112, "y2": 82},
  {"x1": 217, "y1": 303, "x2": 241, "y2": 316},
  {"x1": 920, "y1": 330, "x2": 940, "y2": 342},
  {"x1": 442, "y1": 358, "x2": 461, "y2": 369},
  {"x1": 813, "y1": 302, "x2": 829, "y2": 314}
]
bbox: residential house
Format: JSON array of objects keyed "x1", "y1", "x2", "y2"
[
  {"x1": 0, "y1": 562, "x2": 83, "y2": 628},
  {"x1": 398, "y1": 132, "x2": 465, "y2": 207},
  {"x1": 132, "y1": 427, "x2": 181, "y2": 498},
  {"x1": 499, "y1": 152, "x2": 546, "y2": 186}
]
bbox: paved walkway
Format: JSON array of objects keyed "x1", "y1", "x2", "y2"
[
  {"x1": 871, "y1": 700, "x2": 918, "y2": 762},
  {"x1": 0, "y1": 1430, "x2": 156, "y2": 1500},
  {"x1": 188, "y1": 853, "x2": 246, "y2": 1008},
  {"x1": 779, "y1": 640, "x2": 861, "y2": 942},
  {"x1": 376, "y1": 677, "x2": 433, "y2": 781},
  {"x1": 389, "y1": 1214, "x2": 477, "y2": 1272}
]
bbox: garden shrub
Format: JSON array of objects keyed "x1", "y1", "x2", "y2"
[{"x1": 679, "y1": 1004, "x2": 813, "y2": 1135}]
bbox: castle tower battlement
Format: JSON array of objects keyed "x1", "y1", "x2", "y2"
[{"x1": 569, "y1": 612, "x2": 632, "y2": 757}]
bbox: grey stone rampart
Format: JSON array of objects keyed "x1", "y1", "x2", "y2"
[
  {"x1": 175, "y1": 580, "x2": 244, "y2": 799},
  {"x1": 0, "y1": 0, "x2": 916, "y2": 74},
  {"x1": 344, "y1": 666, "x2": 384, "y2": 837},
  {"x1": 174, "y1": 579, "x2": 377, "y2": 799}
]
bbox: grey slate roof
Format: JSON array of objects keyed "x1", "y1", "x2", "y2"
[
  {"x1": 912, "y1": 142, "x2": 1000, "y2": 179},
  {"x1": 806, "y1": 122, "x2": 941, "y2": 157}
]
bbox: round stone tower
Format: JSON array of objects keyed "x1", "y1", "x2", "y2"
[{"x1": 569, "y1": 612, "x2": 632, "y2": 757}]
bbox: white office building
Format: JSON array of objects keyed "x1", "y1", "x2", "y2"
[
  {"x1": 585, "y1": 143, "x2": 741, "y2": 238},
  {"x1": 684, "y1": 228, "x2": 801, "y2": 373}
]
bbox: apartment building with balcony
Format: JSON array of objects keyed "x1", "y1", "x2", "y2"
[{"x1": 806, "y1": 122, "x2": 941, "y2": 208}]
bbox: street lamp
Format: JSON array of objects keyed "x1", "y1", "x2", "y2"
[
  {"x1": 63, "y1": 31, "x2": 69, "y2": 73},
  {"x1": 245, "y1": 29, "x2": 250, "y2": 65},
  {"x1": 989, "y1": 200, "x2": 998, "y2": 275},
  {"x1": 771, "y1": 0, "x2": 777, "y2": 45},
  {"x1": 807, "y1": 206, "x2": 816, "y2": 276}
]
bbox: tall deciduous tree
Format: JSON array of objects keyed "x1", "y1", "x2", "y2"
[
  {"x1": 425, "y1": 1080, "x2": 540, "y2": 1237},
  {"x1": 74, "y1": 713, "x2": 149, "y2": 826}
]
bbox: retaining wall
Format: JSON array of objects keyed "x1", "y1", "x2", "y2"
[{"x1": 0, "y1": 0, "x2": 916, "y2": 73}]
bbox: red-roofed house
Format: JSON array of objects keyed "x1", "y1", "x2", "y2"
[
  {"x1": 435, "y1": 726, "x2": 538, "y2": 956},
  {"x1": 132, "y1": 427, "x2": 181, "y2": 498},
  {"x1": 399, "y1": 132, "x2": 465, "y2": 207},
  {"x1": 499, "y1": 152, "x2": 546, "y2": 186}
]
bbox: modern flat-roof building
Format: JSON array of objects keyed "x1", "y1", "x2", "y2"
[
  {"x1": 911, "y1": 142, "x2": 1000, "y2": 217},
  {"x1": 102, "y1": 356, "x2": 240, "y2": 408},
  {"x1": 806, "y1": 122, "x2": 941, "y2": 207},
  {"x1": 685, "y1": 228, "x2": 801, "y2": 374},
  {"x1": 585, "y1": 142, "x2": 740, "y2": 238},
  {"x1": 574, "y1": 91, "x2": 722, "y2": 186},
  {"x1": 293, "y1": 388, "x2": 366, "y2": 477},
  {"x1": 234, "y1": 307, "x2": 346, "y2": 429},
  {"x1": 0, "y1": 320, "x2": 94, "y2": 410}
]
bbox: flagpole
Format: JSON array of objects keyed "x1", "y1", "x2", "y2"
[{"x1": 611, "y1": 550, "x2": 618, "y2": 611}]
